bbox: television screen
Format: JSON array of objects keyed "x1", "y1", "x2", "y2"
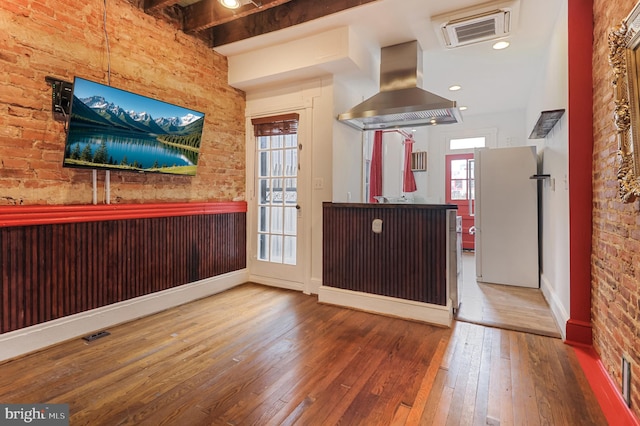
[{"x1": 63, "y1": 77, "x2": 205, "y2": 176}]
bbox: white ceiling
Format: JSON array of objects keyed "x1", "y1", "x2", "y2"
[{"x1": 214, "y1": 0, "x2": 564, "y2": 117}]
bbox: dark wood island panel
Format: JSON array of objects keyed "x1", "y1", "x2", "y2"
[{"x1": 322, "y1": 202, "x2": 456, "y2": 306}]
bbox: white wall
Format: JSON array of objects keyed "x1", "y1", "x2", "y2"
[
  {"x1": 525, "y1": 1, "x2": 569, "y2": 338},
  {"x1": 332, "y1": 77, "x2": 373, "y2": 203}
]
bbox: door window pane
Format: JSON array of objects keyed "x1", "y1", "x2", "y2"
[
  {"x1": 270, "y1": 235, "x2": 283, "y2": 263},
  {"x1": 284, "y1": 206, "x2": 297, "y2": 235},
  {"x1": 451, "y1": 159, "x2": 468, "y2": 179},
  {"x1": 258, "y1": 151, "x2": 269, "y2": 177},
  {"x1": 258, "y1": 234, "x2": 269, "y2": 261},
  {"x1": 258, "y1": 136, "x2": 269, "y2": 150},
  {"x1": 285, "y1": 178, "x2": 297, "y2": 203},
  {"x1": 258, "y1": 206, "x2": 269, "y2": 233},
  {"x1": 284, "y1": 134, "x2": 296, "y2": 148},
  {"x1": 285, "y1": 148, "x2": 297, "y2": 176},
  {"x1": 284, "y1": 236, "x2": 296, "y2": 265},
  {"x1": 271, "y1": 207, "x2": 283, "y2": 233},
  {"x1": 470, "y1": 179, "x2": 475, "y2": 201},
  {"x1": 451, "y1": 180, "x2": 468, "y2": 200},
  {"x1": 272, "y1": 150, "x2": 283, "y2": 177},
  {"x1": 271, "y1": 135, "x2": 284, "y2": 149}
]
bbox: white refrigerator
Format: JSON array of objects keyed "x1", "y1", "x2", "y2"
[{"x1": 474, "y1": 146, "x2": 539, "y2": 288}]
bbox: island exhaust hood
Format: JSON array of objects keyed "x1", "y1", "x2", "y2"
[{"x1": 337, "y1": 40, "x2": 462, "y2": 131}]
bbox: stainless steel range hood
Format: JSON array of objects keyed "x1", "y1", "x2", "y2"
[{"x1": 337, "y1": 40, "x2": 462, "y2": 131}]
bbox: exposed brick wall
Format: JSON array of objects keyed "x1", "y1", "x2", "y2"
[
  {"x1": 593, "y1": 0, "x2": 640, "y2": 416},
  {"x1": 0, "y1": 0, "x2": 245, "y2": 205}
]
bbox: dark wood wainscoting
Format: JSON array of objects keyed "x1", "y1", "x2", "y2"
[
  {"x1": 323, "y1": 202, "x2": 455, "y2": 306},
  {"x1": 0, "y1": 204, "x2": 246, "y2": 334}
]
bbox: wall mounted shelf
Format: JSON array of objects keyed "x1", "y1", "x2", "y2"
[
  {"x1": 528, "y1": 109, "x2": 565, "y2": 139},
  {"x1": 530, "y1": 174, "x2": 551, "y2": 180}
]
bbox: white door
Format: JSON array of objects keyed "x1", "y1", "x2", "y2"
[
  {"x1": 249, "y1": 113, "x2": 305, "y2": 288},
  {"x1": 475, "y1": 146, "x2": 539, "y2": 288}
]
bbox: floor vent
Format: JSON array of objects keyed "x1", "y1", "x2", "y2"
[
  {"x1": 432, "y1": 0, "x2": 519, "y2": 49},
  {"x1": 82, "y1": 330, "x2": 111, "y2": 342}
]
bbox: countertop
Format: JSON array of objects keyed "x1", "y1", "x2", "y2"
[{"x1": 324, "y1": 202, "x2": 458, "y2": 210}]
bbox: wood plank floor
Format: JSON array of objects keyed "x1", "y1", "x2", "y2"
[
  {"x1": 0, "y1": 284, "x2": 605, "y2": 425},
  {"x1": 456, "y1": 252, "x2": 561, "y2": 338}
]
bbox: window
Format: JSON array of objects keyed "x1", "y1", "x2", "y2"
[
  {"x1": 450, "y1": 136, "x2": 486, "y2": 150},
  {"x1": 445, "y1": 128, "x2": 497, "y2": 154}
]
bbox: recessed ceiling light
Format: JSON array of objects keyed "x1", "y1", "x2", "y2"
[
  {"x1": 492, "y1": 41, "x2": 510, "y2": 50},
  {"x1": 449, "y1": 85, "x2": 461, "y2": 91},
  {"x1": 459, "y1": 106, "x2": 468, "y2": 111},
  {"x1": 219, "y1": 0, "x2": 241, "y2": 9}
]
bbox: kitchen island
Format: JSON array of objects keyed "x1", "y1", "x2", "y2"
[{"x1": 320, "y1": 202, "x2": 458, "y2": 326}]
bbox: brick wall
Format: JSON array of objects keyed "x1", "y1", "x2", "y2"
[
  {"x1": 0, "y1": 0, "x2": 245, "y2": 205},
  {"x1": 593, "y1": 0, "x2": 640, "y2": 416}
]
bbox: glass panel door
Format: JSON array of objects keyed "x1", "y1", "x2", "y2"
[{"x1": 257, "y1": 133, "x2": 298, "y2": 265}]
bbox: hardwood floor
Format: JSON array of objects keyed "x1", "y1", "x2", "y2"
[
  {"x1": 456, "y1": 252, "x2": 561, "y2": 338},
  {"x1": 0, "y1": 284, "x2": 605, "y2": 425}
]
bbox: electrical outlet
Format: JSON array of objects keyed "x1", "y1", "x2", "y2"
[{"x1": 622, "y1": 356, "x2": 631, "y2": 407}]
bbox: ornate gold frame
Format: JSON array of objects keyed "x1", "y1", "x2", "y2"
[{"x1": 609, "y1": 4, "x2": 640, "y2": 202}]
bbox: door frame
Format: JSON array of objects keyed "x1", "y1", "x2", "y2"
[{"x1": 246, "y1": 107, "x2": 311, "y2": 292}]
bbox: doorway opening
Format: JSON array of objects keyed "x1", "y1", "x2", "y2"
[
  {"x1": 455, "y1": 251, "x2": 560, "y2": 337},
  {"x1": 446, "y1": 153, "x2": 475, "y2": 251}
]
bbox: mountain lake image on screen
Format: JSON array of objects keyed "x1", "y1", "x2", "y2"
[{"x1": 62, "y1": 77, "x2": 205, "y2": 176}]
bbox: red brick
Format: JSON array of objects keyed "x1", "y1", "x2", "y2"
[
  {"x1": 0, "y1": 0, "x2": 245, "y2": 205},
  {"x1": 594, "y1": 0, "x2": 640, "y2": 419}
]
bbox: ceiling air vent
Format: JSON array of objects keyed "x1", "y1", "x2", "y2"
[{"x1": 432, "y1": 0, "x2": 519, "y2": 49}]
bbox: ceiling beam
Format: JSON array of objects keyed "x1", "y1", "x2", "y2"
[
  {"x1": 144, "y1": 0, "x2": 181, "y2": 12},
  {"x1": 184, "y1": 0, "x2": 294, "y2": 33},
  {"x1": 209, "y1": 0, "x2": 380, "y2": 46}
]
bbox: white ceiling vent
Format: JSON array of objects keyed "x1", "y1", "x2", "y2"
[{"x1": 432, "y1": 0, "x2": 519, "y2": 49}]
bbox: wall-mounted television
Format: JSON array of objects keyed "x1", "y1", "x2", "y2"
[{"x1": 62, "y1": 77, "x2": 205, "y2": 176}]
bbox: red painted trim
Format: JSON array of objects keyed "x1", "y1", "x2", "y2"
[
  {"x1": 0, "y1": 201, "x2": 247, "y2": 227},
  {"x1": 572, "y1": 345, "x2": 640, "y2": 426},
  {"x1": 565, "y1": 319, "x2": 593, "y2": 347},
  {"x1": 566, "y1": 0, "x2": 594, "y2": 345}
]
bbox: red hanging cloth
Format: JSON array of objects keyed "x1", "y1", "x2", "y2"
[
  {"x1": 369, "y1": 130, "x2": 383, "y2": 203},
  {"x1": 403, "y1": 137, "x2": 417, "y2": 193}
]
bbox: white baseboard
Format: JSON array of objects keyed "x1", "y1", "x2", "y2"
[
  {"x1": 0, "y1": 269, "x2": 248, "y2": 362},
  {"x1": 318, "y1": 286, "x2": 452, "y2": 327},
  {"x1": 307, "y1": 278, "x2": 322, "y2": 295},
  {"x1": 248, "y1": 274, "x2": 304, "y2": 292},
  {"x1": 540, "y1": 275, "x2": 569, "y2": 340}
]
